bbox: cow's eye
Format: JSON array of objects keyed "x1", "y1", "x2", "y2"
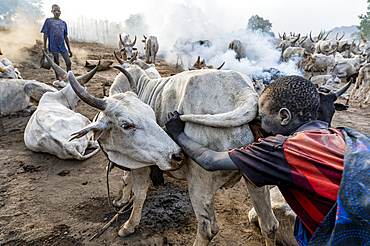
[{"x1": 121, "y1": 123, "x2": 135, "y2": 130}]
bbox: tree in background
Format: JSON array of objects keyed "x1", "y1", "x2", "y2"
[
  {"x1": 247, "y1": 15, "x2": 274, "y2": 37},
  {"x1": 124, "y1": 13, "x2": 149, "y2": 37},
  {"x1": 353, "y1": 0, "x2": 370, "y2": 39},
  {"x1": 0, "y1": 0, "x2": 44, "y2": 28}
]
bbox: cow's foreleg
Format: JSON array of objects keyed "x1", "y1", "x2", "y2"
[
  {"x1": 118, "y1": 167, "x2": 151, "y2": 237},
  {"x1": 113, "y1": 170, "x2": 133, "y2": 207},
  {"x1": 244, "y1": 177, "x2": 278, "y2": 246},
  {"x1": 184, "y1": 161, "x2": 225, "y2": 246}
]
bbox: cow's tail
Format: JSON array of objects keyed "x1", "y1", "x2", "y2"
[{"x1": 179, "y1": 94, "x2": 258, "y2": 128}]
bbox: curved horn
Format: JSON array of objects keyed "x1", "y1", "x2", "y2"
[
  {"x1": 309, "y1": 30, "x2": 314, "y2": 42},
  {"x1": 132, "y1": 35, "x2": 137, "y2": 46},
  {"x1": 350, "y1": 40, "x2": 362, "y2": 55},
  {"x1": 129, "y1": 51, "x2": 138, "y2": 63},
  {"x1": 327, "y1": 43, "x2": 339, "y2": 55},
  {"x1": 143, "y1": 35, "x2": 147, "y2": 40},
  {"x1": 335, "y1": 33, "x2": 338, "y2": 40},
  {"x1": 278, "y1": 32, "x2": 282, "y2": 39},
  {"x1": 114, "y1": 51, "x2": 125, "y2": 65},
  {"x1": 335, "y1": 78, "x2": 353, "y2": 98},
  {"x1": 76, "y1": 61, "x2": 100, "y2": 85},
  {"x1": 119, "y1": 34, "x2": 125, "y2": 45},
  {"x1": 42, "y1": 49, "x2": 68, "y2": 80},
  {"x1": 216, "y1": 61, "x2": 225, "y2": 70},
  {"x1": 323, "y1": 31, "x2": 332, "y2": 40},
  {"x1": 0, "y1": 66, "x2": 6, "y2": 73},
  {"x1": 291, "y1": 33, "x2": 301, "y2": 44},
  {"x1": 113, "y1": 65, "x2": 137, "y2": 94},
  {"x1": 283, "y1": 32, "x2": 286, "y2": 40},
  {"x1": 299, "y1": 36, "x2": 308, "y2": 44},
  {"x1": 338, "y1": 32, "x2": 345, "y2": 41},
  {"x1": 68, "y1": 71, "x2": 107, "y2": 110},
  {"x1": 361, "y1": 33, "x2": 367, "y2": 43}
]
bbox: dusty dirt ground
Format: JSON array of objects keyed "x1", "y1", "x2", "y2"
[{"x1": 1, "y1": 40, "x2": 369, "y2": 246}]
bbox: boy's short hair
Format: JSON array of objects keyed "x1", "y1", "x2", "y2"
[
  {"x1": 52, "y1": 4, "x2": 60, "y2": 9},
  {"x1": 261, "y1": 75, "x2": 320, "y2": 122}
]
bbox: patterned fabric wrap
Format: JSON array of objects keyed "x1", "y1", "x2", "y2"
[
  {"x1": 309, "y1": 127, "x2": 370, "y2": 245},
  {"x1": 41, "y1": 18, "x2": 68, "y2": 53}
]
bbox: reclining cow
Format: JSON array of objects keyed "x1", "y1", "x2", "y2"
[
  {"x1": 69, "y1": 66, "x2": 279, "y2": 246},
  {"x1": 0, "y1": 58, "x2": 23, "y2": 79},
  {"x1": 24, "y1": 51, "x2": 100, "y2": 160},
  {"x1": 0, "y1": 79, "x2": 57, "y2": 117}
]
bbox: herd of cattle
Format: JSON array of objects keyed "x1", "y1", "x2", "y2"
[{"x1": 0, "y1": 30, "x2": 369, "y2": 245}]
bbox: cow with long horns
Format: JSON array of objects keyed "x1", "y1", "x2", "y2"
[
  {"x1": 118, "y1": 33, "x2": 137, "y2": 60},
  {"x1": 24, "y1": 50, "x2": 100, "y2": 160},
  {"x1": 69, "y1": 65, "x2": 280, "y2": 246}
]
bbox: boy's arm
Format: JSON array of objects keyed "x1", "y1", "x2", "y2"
[
  {"x1": 64, "y1": 35, "x2": 73, "y2": 57},
  {"x1": 166, "y1": 111, "x2": 239, "y2": 171},
  {"x1": 43, "y1": 33, "x2": 48, "y2": 52}
]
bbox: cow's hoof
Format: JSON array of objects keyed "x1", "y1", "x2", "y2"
[{"x1": 118, "y1": 227, "x2": 133, "y2": 237}]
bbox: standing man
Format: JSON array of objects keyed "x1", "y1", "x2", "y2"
[{"x1": 41, "y1": 4, "x2": 72, "y2": 82}]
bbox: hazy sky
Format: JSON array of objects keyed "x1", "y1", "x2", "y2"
[{"x1": 41, "y1": 0, "x2": 368, "y2": 35}]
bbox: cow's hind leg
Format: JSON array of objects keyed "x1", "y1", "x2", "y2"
[
  {"x1": 118, "y1": 167, "x2": 151, "y2": 236},
  {"x1": 113, "y1": 170, "x2": 133, "y2": 207},
  {"x1": 244, "y1": 177, "x2": 278, "y2": 246}
]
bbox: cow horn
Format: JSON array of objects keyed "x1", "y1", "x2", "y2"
[
  {"x1": 132, "y1": 36, "x2": 137, "y2": 46},
  {"x1": 323, "y1": 31, "x2": 332, "y2": 40},
  {"x1": 309, "y1": 30, "x2": 314, "y2": 42},
  {"x1": 334, "y1": 78, "x2": 353, "y2": 99},
  {"x1": 338, "y1": 32, "x2": 345, "y2": 41},
  {"x1": 0, "y1": 66, "x2": 6, "y2": 73},
  {"x1": 113, "y1": 65, "x2": 137, "y2": 94},
  {"x1": 129, "y1": 51, "x2": 138, "y2": 63},
  {"x1": 361, "y1": 33, "x2": 367, "y2": 43},
  {"x1": 299, "y1": 36, "x2": 308, "y2": 44},
  {"x1": 42, "y1": 49, "x2": 68, "y2": 81},
  {"x1": 216, "y1": 61, "x2": 225, "y2": 70},
  {"x1": 119, "y1": 34, "x2": 125, "y2": 45},
  {"x1": 335, "y1": 33, "x2": 338, "y2": 40},
  {"x1": 291, "y1": 33, "x2": 300, "y2": 43},
  {"x1": 143, "y1": 35, "x2": 147, "y2": 40},
  {"x1": 68, "y1": 71, "x2": 107, "y2": 110},
  {"x1": 76, "y1": 61, "x2": 100, "y2": 85},
  {"x1": 278, "y1": 32, "x2": 282, "y2": 39},
  {"x1": 114, "y1": 51, "x2": 125, "y2": 65},
  {"x1": 327, "y1": 43, "x2": 339, "y2": 55},
  {"x1": 283, "y1": 32, "x2": 286, "y2": 40}
]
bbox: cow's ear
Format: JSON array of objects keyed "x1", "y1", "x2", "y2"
[
  {"x1": 133, "y1": 47, "x2": 137, "y2": 50},
  {"x1": 142, "y1": 40, "x2": 145, "y2": 43}
]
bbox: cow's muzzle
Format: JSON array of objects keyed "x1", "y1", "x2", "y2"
[{"x1": 171, "y1": 151, "x2": 186, "y2": 169}]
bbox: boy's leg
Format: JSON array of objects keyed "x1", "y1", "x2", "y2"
[
  {"x1": 52, "y1": 53, "x2": 60, "y2": 80},
  {"x1": 61, "y1": 52, "x2": 72, "y2": 71}
]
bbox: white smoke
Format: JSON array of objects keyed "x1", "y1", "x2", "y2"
[{"x1": 61, "y1": 1, "x2": 303, "y2": 81}]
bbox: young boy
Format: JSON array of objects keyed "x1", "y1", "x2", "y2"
[
  {"x1": 165, "y1": 75, "x2": 370, "y2": 245},
  {"x1": 41, "y1": 4, "x2": 72, "y2": 82}
]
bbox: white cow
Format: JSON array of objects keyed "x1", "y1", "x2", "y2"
[
  {"x1": 310, "y1": 74, "x2": 341, "y2": 88},
  {"x1": 306, "y1": 52, "x2": 336, "y2": 74},
  {"x1": 118, "y1": 34, "x2": 137, "y2": 60},
  {"x1": 331, "y1": 61, "x2": 357, "y2": 78},
  {"x1": 0, "y1": 58, "x2": 23, "y2": 79},
  {"x1": 0, "y1": 79, "x2": 57, "y2": 116},
  {"x1": 348, "y1": 63, "x2": 370, "y2": 107},
  {"x1": 24, "y1": 54, "x2": 101, "y2": 160},
  {"x1": 252, "y1": 78, "x2": 266, "y2": 96},
  {"x1": 70, "y1": 66, "x2": 279, "y2": 246},
  {"x1": 229, "y1": 39, "x2": 245, "y2": 61},
  {"x1": 142, "y1": 35, "x2": 159, "y2": 64}
]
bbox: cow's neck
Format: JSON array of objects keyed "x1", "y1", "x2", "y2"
[
  {"x1": 58, "y1": 85, "x2": 79, "y2": 110},
  {"x1": 136, "y1": 75, "x2": 171, "y2": 108}
]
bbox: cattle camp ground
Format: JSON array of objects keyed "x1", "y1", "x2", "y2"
[{"x1": 1, "y1": 36, "x2": 370, "y2": 246}]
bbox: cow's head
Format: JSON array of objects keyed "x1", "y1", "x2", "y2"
[
  {"x1": 317, "y1": 79, "x2": 352, "y2": 126},
  {"x1": 114, "y1": 50, "x2": 137, "y2": 69},
  {"x1": 119, "y1": 34, "x2": 137, "y2": 60},
  {"x1": 69, "y1": 66, "x2": 185, "y2": 171}
]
